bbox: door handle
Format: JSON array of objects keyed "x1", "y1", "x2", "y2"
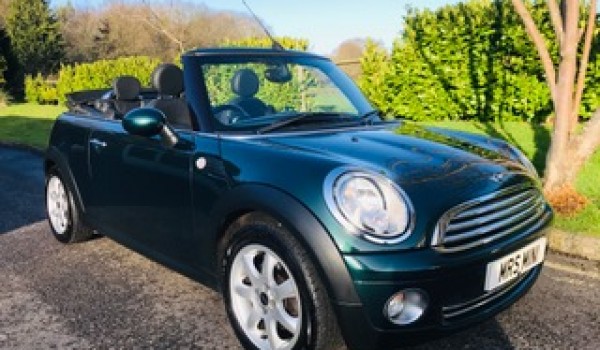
[{"x1": 90, "y1": 138, "x2": 107, "y2": 148}]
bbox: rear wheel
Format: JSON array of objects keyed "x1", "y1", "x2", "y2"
[
  {"x1": 45, "y1": 168, "x2": 93, "y2": 243},
  {"x1": 221, "y1": 213, "x2": 344, "y2": 350}
]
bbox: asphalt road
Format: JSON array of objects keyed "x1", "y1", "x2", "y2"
[{"x1": 1, "y1": 146, "x2": 599, "y2": 349}]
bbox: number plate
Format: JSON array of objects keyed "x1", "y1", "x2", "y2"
[{"x1": 484, "y1": 237, "x2": 547, "y2": 291}]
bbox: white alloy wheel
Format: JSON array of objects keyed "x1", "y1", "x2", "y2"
[
  {"x1": 229, "y1": 244, "x2": 302, "y2": 350},
  {"x1": 46, "y1": 175, "x2": 70, "y2": 235}
]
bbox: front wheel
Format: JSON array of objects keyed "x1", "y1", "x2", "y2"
[
  {"x1": 45, "y1": 168, "x2": 94, "y2": 243},
  {"x1": 221, "y1": 213, "x2": 344, "y2": 350}
]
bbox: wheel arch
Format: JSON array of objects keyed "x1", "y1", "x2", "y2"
[
  {"x1": 45, "y1": 147, "x2": 87, "y2": 218},
  {"x1": 212, "y1": 184, "x2": 360, "y2": 305}
]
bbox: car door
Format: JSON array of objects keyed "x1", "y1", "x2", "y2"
[{"x1": 87, "y1": 120, "x2": 198, "y2": 261}]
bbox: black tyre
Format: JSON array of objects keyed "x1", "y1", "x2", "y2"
[
  {"x1": 221, "y1": 213, "x2": 344, "y2": 350},
  {"x1": 45, "y1": 167, "x2": 94, "y2": 243}
]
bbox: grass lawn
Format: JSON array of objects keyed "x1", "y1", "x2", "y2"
[
  {"x1": 0, "y1": 104, "x2": 66, "y2": 149},
  {"x1": 0, "y1": 104, "x2": 598, "y2": 236}
]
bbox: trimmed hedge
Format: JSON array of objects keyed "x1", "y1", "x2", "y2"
[
  {"x1": 204, "y1": 37, "x2": 312, "y2": 110},
  {"x1": 221, "y1": 36, "x2": 309, "y2": 51},
  {"x1": 26, "y1": 56, "x2": 161, "y2": 104},
  {"x1": 26, "y1": 37, "x2": 310, "y2": 105},
  {"x1": 360, "y1": 0, "x2": 600, "y2": 122}
]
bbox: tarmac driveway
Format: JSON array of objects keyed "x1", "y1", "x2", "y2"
[{"x1": 1, "y1": 146, "x2": 599, "y2": 349}]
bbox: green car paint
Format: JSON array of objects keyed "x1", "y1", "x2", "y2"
[{"x1": 46, "y1": 48, "x2": 552, "y2": 349}]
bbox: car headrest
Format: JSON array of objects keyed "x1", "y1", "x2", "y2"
[
  {"x1": 231, "y1": 69, "x2": 259, "y2": 98},
  {"x1": 112, "y1": 76, "x2": 141, "y2": 100},
  {"x1": 151, "y1": 63, "x2": 184, "y2": 97}
]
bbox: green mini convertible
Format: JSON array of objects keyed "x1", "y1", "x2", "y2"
[{"x1": 45, "y1": 47, "x2": 552, "y2": 349}]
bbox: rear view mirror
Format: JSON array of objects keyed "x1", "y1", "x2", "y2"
[
  {"x1": 265, "y1": 63, "x2": 292, "y2": 83},
  {"x1": 122, "y1": 107, "x2": 179, "y2": 147}
]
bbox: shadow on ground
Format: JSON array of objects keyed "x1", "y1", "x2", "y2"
[{"x1": 0, "y1": 147, "x2": 46, "y2": 234}]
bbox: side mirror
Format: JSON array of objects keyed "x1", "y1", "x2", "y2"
[{"x1": 122, "y1": 108, "x2": 179, "y2": 147}]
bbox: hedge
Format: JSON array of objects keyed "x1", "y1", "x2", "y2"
[
  {"x1": 26, "y1": 37, "x2": 310, "y2": 105},
  {"x1": 26, "y1": 56, "x2": 161, "y2": 104},
  {"x1": 360, "y1": 0, "x2": 600, "y2": 122}
]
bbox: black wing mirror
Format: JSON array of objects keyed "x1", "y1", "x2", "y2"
[{"x1": 122, "y1": 108, "x2": 179, "y2": 147}]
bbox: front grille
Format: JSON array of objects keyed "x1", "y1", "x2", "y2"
[{"x1": 433, "y1": 184, "x2": 548, "y2": 252}]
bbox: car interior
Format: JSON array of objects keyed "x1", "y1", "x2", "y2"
[
  {"x1": 69, "y1": 63, "x2": 283, "y2": 130},
  {"x1": 70, "y1": 63, "x2": 194, "y2": 130}
]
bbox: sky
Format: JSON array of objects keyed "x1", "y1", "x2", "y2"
[{"x1": 51, "y1": 0, "x2": 461, "y2": 55}]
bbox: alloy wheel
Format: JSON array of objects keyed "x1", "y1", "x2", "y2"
[
  {"x1": 229, "y1": 244, "x2": 302, "y2": 350},
  {"x1": 47, "y1": 175, "x2": 70, "y2": 235}
]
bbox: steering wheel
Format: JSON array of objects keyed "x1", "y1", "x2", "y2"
[{"x1": 212, "y1": 104, "x2": 250, "y2": 125}]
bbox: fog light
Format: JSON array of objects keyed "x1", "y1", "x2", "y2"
[{"x1": 384, "y1": 289, "x2": 428, "y2": 325}]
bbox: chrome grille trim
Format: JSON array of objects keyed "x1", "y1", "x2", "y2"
[
  {"x1": 433, "y1": 184, "x2": 549, "y2": 252},
  {"x1": 447, "y1": 193, "x2": 541, "y2": 232},
  {"x1": 443, "y1": 198, "x2": 545, "y2": 243},
  {"x1": 452, "y1": 190, "x2": 537, "y2": 221}
]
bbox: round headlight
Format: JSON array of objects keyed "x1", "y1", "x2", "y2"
[{"x1": 324, "y1": 168, "x2": 413, "y2": 244}]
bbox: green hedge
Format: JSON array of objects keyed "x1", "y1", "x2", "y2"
[
  {"x1": 360, "y1": 0, "x2": 600, "y2": 122},
  {"x1": 201, "y1": 37, "x2": 312, "y2": 111},
  {"x1": 25, "y1": 38, "x2": 310, "y2": 105},
  {"x1": 221, "y1": 36, "x2": 309, "y2": 51},
  {"x1": 25, "y1": 56, "x2": 161, "y2": 104}
]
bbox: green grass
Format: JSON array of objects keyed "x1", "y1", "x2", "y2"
[
  {"x1": 0, "y1": 104, "x2": 598, "y2": 236},
  {"x1": 554, "y1": 150, "x2": 600, "y2": 235},
  {"x1": 0, "y1": 104, "x2": 66, "y2": 149}
]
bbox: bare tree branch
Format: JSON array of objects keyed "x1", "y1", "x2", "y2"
[
  {"x1": 140, "y1": 0, "x2": 185, "y2": 53},
  {"x1": 571, "y1": 0, "x2": 597, "y2": 132},
  {"x1": 511, "y1": 0, "x2": 557, "y2": 101},
  {"x1": 548, "y1": 0, "x2": 564, "y2": 43}
]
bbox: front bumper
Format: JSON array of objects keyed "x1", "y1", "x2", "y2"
[{"x1": 335, "y1": 222, "x2": 550, "y2": 350}]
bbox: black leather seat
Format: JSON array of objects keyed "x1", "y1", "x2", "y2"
[
  {"x1": 112, "y1": 76, "x2": 142, "y2": 118},
  {"x1": 147, "y1": 64, "x2": 193, "y2": 129},
  {"x1": 229, "y1": 69, "x2": 269, "y2": 117}
]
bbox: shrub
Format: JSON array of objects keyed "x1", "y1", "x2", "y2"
[
  {"x1": 55, "y1": 56, "x2": 160, "y2": 104},
  {"x1": 25, "y1": 56, "x2": 161, "y2": 104},
  {"x1": 359, "y1": 0, "x2": 599, "y2": 122},
  {"x1": 25, "y1": 74, "x2": 58, "y2": 104},
  {"x1": 221, "y1": 36, "x2": 309, "y2": 51},
  {"x1": 204, "y1": 37, "x2": 312, "y2": 110}
]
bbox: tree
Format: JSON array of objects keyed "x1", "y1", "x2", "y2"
[
  {"x1": 511, "y1": 0, "x2": 600, "y2": 196},
  {"x1": 0, "y1": 28, "x2": 7, "y2": 86},
  {"x1": 332, "y1": 38, "x2": 368, "y2": 80},
  {"x1": 0, "y1": 24, "x2": 21, "y2": 98},
  {"x1": 55, "y1": 1, "x2": 264, "y2": 63},
  {"x1": 0, "y1": 0, "x2": 9, "y2": 26},
  {"x1": 0, "y1": 54, "x2": 6, "y2": 87},
  {"x1": 358, "y1": 1, "x2": 592, "y2": 123},
  {"x1": 5, "y1": 0, "x2": 64, "y2": 75},
  {"x1": 358, "y1": 40, "x2": 390, "y2": 109}
]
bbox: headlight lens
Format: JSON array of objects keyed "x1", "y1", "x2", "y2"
[{"x1": 325, "y1": 169, "x2": 413, "y2": 244}]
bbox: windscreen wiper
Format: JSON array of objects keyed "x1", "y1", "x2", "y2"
[
  {"x1": 257, "y1": 112, "x2": 341, "y2": 134},
  {"x1": 358, "y1": 109, "x2": 381, "y2": 125}
]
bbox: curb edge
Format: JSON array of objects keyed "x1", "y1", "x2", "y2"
[{"x1": 548, "y1": 228, "x2": 600, "y2": 261}]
